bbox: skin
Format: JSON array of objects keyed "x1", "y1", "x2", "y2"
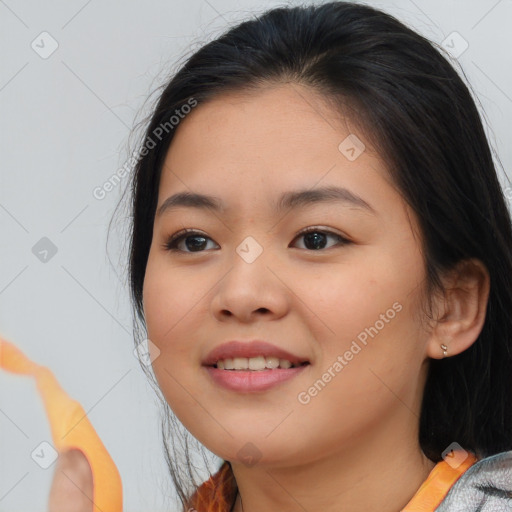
[
  {"x1": 50, "y1": 82, "x2": 490, "y2": 511},
  {"x1": 48, "y1": 448, "x2": 93, "y2": 512}
]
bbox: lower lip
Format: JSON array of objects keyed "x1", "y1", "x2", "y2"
[{"x1": 203, "y1": 364, "x2": 309, "y2": 392}]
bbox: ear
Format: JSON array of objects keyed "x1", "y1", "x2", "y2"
[{"x1": 426, "y1": 258, "x2": 490, "y2": 359}]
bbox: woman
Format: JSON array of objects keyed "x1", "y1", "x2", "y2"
[{"x1": 129, "y1": 2, "x2": 512, "y2": 510}]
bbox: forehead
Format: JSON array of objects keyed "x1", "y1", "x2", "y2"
[
  {"x1": 157, "y1": 83, "x2": 403, "y2": 221},
  {"x1": 168, "y1": 83, "x2": 362, "y2": 154}
]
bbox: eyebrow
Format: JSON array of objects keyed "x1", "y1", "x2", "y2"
[{"x1": 156, "y1": 185, "x2": 377, "y2": 217}]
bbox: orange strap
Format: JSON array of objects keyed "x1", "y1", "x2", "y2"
[
  {"x1": 402, "y1": 450, "x2": 477, "y2": 511},
  {"x1": 0, "y1": 335, "x2": 123, "y2": 512}
]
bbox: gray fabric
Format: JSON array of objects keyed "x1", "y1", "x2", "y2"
[{"x1": 435, "y1": 451, "x2": 512, "y2": 511}]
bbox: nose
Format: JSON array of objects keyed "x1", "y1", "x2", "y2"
[{"x1": 210, "y1": 240, "x2": 290, "y2": 323}]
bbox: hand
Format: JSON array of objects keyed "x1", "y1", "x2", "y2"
[{"x1": 48, "y1": 448, "x2": 94, "y2": 512}]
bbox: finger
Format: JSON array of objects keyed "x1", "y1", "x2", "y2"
[{"x1": 48, "y1": 448, "x2": 94, "y2": 512}]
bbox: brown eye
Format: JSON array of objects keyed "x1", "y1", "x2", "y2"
[
  {"x1": 163, "y1": 230, "x2": 218, "y2": 253},
  {"x1": 291, "y1": 227, "x2": 351, "y2": 251}
]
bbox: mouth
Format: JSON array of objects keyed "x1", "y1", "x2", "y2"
[
  {"x1": 208, "y1": 357, "x2": 311, "y2": 371},
  {"x1": 203, "y1": 360, "x2": 311, "y2": 392},
  {"x1": 201, "y1": 340, "x2": 311, "y2": 391},
  {"x1": 202, "y1": 339, "x2": 311, "y2": 368}
]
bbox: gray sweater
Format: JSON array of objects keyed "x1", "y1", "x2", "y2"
[{"x1": 435, "y1": 451, "x2": 512, "y2": 511}]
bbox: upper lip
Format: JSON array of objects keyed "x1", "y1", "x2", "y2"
[{"x1": 202, "y1": 340, "x2": 310, "y2": 367}]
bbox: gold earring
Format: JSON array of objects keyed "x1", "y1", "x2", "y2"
[{"x1": 440, "y1": 343, "x2": 448, "y2": 358}]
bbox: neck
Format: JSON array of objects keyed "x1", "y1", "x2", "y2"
[{"x1": 230, "y1": 427, "x2": 435, "y2": 512}]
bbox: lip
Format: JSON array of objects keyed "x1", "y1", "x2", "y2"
[
  {"x1": 202, "y1": 340, "x2": 310, "y2": 367},
  {"x1": 204, "y1": 365, "x2": 309, "y2": 392}
]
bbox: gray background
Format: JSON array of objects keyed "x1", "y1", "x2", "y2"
[{"x1": 1, "y1": 0, "x2": 511, "y2": 511}]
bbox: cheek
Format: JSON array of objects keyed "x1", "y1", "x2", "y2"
[
  {"x1": 142, "y1": 255, "x2": 208, "y2": 417},
  {"x1": 143, "y1": 256, "x2": 200, "y2": 344},
  {"x1": 142, "y1": 260, "x2": 192, "y2": 390},
  {"x1": 295, "y1": 262, "x2": 403, "y2": 350},
  {"x1": 293, "y1": 312, "x2": 425, "y2": 459},
  {"x1": 300, "y1": 259, "x2": 425, "y2": 401}
]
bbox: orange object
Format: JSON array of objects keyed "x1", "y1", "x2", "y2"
[
  {"x1": 186, "y1": 461, "x2": 237, "y2": 512},
  {"x1": 402, "y1": 450, "x2": 477, "y2": 511},
  {"x1": 0, "y1": 335, "x2": 123, "y2": 512}
]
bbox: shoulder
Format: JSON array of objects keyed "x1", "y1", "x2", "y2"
[{"x1": 435, "y1": 450, "x2": 512, "y2": 511}]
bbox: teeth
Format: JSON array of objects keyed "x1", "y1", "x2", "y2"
[
  {"x1": 233, "y1": 357, "x2": 248, "y2": 370},
  {"x1": 249, "y1": 356, "x2": 266, "y2": 370},
  {"x1": 265, "y1": 356, "x2": 280, "y2": 369},
  {"x1": 215, "y1": 356, "x2": 301, "y2": 370}
]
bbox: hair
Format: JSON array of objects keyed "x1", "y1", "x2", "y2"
[{"x1": 109, "y1": 1, "x2": 512, "y2": 510}]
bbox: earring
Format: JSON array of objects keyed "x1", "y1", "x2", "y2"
[{"x1": 440, "y1": 343, "x2": 448, "y2": 358}]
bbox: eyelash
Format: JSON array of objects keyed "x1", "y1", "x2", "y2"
[{"x1": 162, "y1": 227, "x2": 351, "y2": 253}]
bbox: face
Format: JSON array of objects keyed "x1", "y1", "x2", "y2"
[{"x1": 142, "y1": 83, "x2": 432, "y2": 467}]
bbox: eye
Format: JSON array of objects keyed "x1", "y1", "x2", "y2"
[
  {"x1": 162, "y1": 227, "x2": 351, "y2": 253},
  {"x1": 162, "y1": 229, "x2": 218, "y2": 253},
  {"x1": 290, "y1": 227, "x2": 351, "y2": 251}
]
